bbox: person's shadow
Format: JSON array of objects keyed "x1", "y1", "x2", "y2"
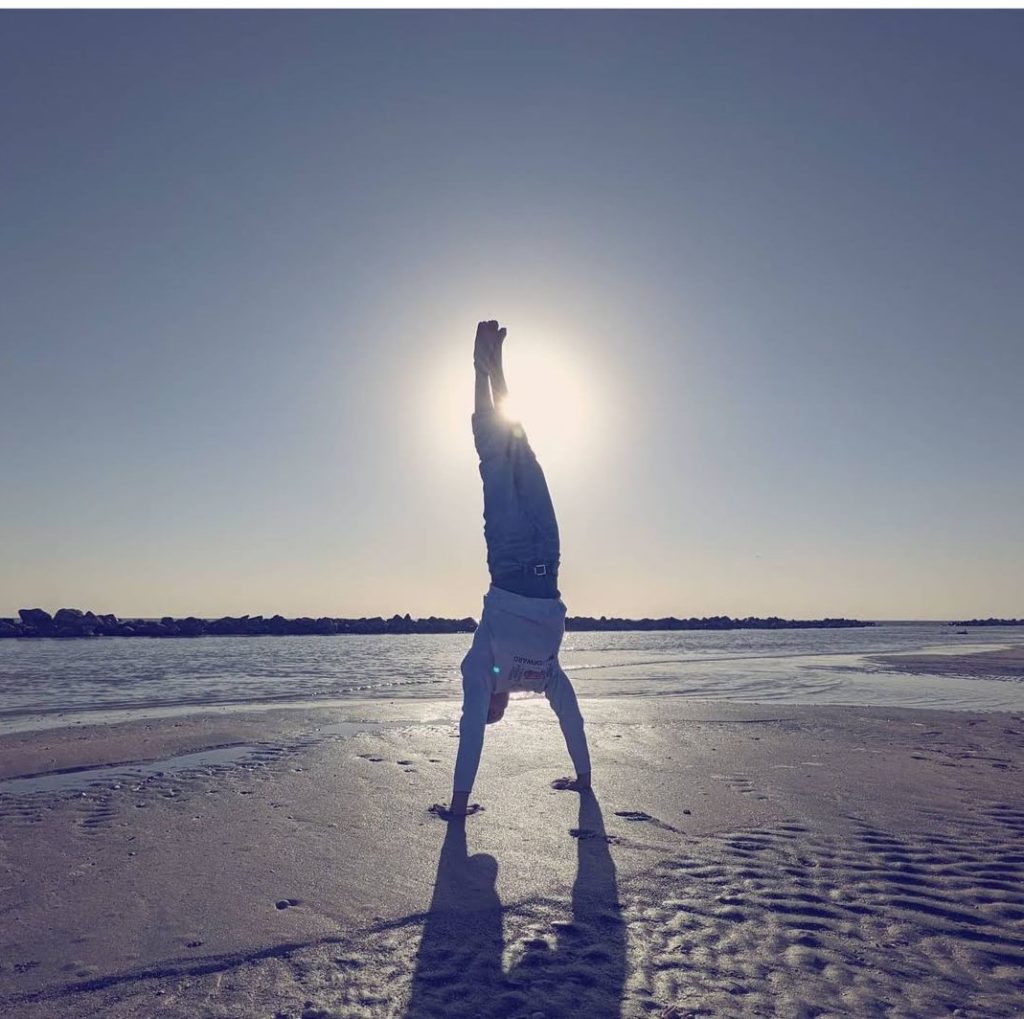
[{"x1": 405, "y1": 792, "x2": 625, "y2": 1018}]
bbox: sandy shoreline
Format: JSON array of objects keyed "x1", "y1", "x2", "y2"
[{"x1": 1, "y1": 688, "x2": 1023, "y2": 1019}]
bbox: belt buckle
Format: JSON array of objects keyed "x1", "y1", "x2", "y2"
[{"x1": 533, "y1": 564, "x2": 547, "y2": 576}]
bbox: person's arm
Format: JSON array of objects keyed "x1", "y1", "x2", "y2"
[
  {"x1": 545, "y1": 668, "x2": 592, "y2": 790},
  {"x1": 448, "y1": 691, "x2": 488, "y2": 815},
  {"x1": 446, "y1": 641, "x2": 492, "y2": 815}
]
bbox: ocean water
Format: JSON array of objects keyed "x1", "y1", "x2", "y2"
[{"x1": 0, "y1": 624, "x2": 1022, "y2": 734}]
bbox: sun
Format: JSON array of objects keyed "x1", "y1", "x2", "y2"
[{"x1": 492, "y1": 338, "x2": 594, "y2": 469}]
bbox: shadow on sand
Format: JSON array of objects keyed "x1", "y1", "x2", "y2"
[{"x1": 405, "y1": 791, "x2": 626, "y2": 1018}]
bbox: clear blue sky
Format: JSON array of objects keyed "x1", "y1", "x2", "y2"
[{"x1": 2, "y1": 11, "x2": 1021, "y2": 620}]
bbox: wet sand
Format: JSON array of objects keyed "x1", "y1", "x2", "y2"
[
  {"x1": 1, "y1": 696, "x2": 1022, "y2": 1018},
  {"x1": 871, "y1": 643, "x2": 1024, "y2": 680}
]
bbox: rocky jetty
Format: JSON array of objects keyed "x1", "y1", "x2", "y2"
[
  {"x1": 565, "y1": 614, "x2": 874, "y2": 632},
  {"x1": 0, "y1": 608, "x2": 874, "y2": 638},
  {"x1": 1, "y1": 608, "x2": 476, "y2": 638},
  {"x1": 947, "y1": 618, "x2": 1024, "y2": 627}
]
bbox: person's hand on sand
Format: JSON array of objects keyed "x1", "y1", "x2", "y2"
[
  {"x1": 429, "y1": 801, "x2": 483, "y2": 820},
  {"x1": 434, "y1": 788, "x2": 486, "y2": 818},
  {"x1": 551, "y1": 773, "x2": 592, "y2": 792}
]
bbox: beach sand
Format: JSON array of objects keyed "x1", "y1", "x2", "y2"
[{"x1": 2, "y1": 660, "x2": 1023, "y2": 1017}]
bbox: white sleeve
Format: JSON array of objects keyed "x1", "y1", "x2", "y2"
[
  {"x1": 544, "y1": 667, "x2": 591, "y2": 776},
  {"x1": 452, "y1": 635, "x2": 493, "y2": 794}
]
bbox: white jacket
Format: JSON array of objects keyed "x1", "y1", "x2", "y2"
[
  {"x1": 453, "y1": 585, "x2": 589, "y2": 794},
  {"x1": 477, "y1": 584, "x2": 567, "y2": 693}
]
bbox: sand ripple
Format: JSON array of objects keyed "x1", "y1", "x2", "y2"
[{"x1": 12, "y1": 804, "x2": 1021, "y2": 1018}]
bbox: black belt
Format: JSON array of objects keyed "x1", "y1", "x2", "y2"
[
  {"x1": 493, "y1": 567, "x2": 560, "y2": 599},
  {"x1": 503, "y1": 562, "x2": 557, "y2": 577}
]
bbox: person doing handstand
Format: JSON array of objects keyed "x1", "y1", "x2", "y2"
[{"x1": 444, "y1": 320, "x2": 592, "y2": 818}]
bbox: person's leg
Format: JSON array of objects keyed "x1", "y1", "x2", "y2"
[
  {"x1": 474, "y1": 319, "x2": 506, "y2": 411},
  {"x1": 545, "y1": 666, "x2": 592, "y2": 788},
  {"x1": 472, "y1": 323, "x2": 529, "y2": 585},
  {"x1": 488, "y1": 326, "x2": 509, "y2": 405},
  {"x1": 514, "y1": 444, "x2": 560, "y2": 564},
  {"x1": 474, "y1": 324, "x2": 496, "y2": 415},
  {"x1": 475, "y1": 366, "x2": 492, "y2": 416},
  {"x1": 489, "y1": 328, "x2": 561, "y2": 581}
]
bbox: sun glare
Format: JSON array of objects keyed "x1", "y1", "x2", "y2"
[
  {"x1": 493, "y1": 338, "x2": 594, "y2": 468},
  {"x1": 425, "y1": 327, "x2": 601, "y2": 477}
]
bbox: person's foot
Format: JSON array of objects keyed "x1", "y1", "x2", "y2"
[
  {"x1": 474, "y1": 320, "x2": 506, "y2": 374},
  {"x1": 474, "y1": 320, "x2": 496, "y2": 373},
  {"x1": 493, "y1": 322, "x2": 506, "y2": 367}
]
